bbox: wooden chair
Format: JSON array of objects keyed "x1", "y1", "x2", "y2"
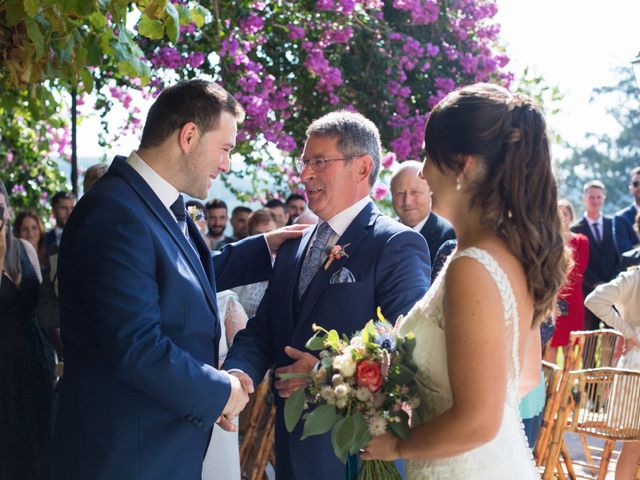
[
  {"x1": 536, "y1": 330, "x2": 624, "y2": 477},
  {"x1": 543, "y1": 368, "x2": 640, "y2": 480},
  {"x1": 239, "y1": 375, "x2": 276, "y2": 480}
]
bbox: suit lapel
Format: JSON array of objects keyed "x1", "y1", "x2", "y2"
[
  {"x1": 109, "y1": 158, "x2": 218, "y2": 315},
  {"x1": 295, "y1": 203, "x2": 380, "y2": 331}
]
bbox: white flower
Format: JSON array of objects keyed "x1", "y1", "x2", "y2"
[
  {"x1": 350, "y1": 336, "x2": 367, "y2": 356},
  {"x1": 334, "y1": 383, "x2": 352, "y2": 399},
  {"x1": 333, "y1": 351, "x2": 356, "y2": 377},
  {"x1": 332, "y1": 374, "x2": 343, "y2": 385},
  {"x1": 367, "y1": 416, "x2": 387, "y2": 436},
  {"x1": 355, "y1": 387, "x2": 373, "y2": 403},
  {"x1": 336, "y1": 398, "x2": 347, "y2": 409},
  {"x1": 320, "y1": 386, "x2": 336, "y2": 405}
]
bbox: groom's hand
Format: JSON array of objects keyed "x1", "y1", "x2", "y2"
[
  {"x1": 274, "y1": 346, "x2": 317, "y2": 398},
  {"x1": 221, "y1": 372, "x2": 250, "y2": 420},
  {"x1": 264, "y1": 225, "x2": 308, "y2": 255}
]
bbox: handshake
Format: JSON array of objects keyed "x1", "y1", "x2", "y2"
[{"x1": 216, "y1": 371, "x2": 254, "y2": 432}]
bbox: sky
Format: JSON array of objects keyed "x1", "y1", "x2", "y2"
[{"x1": 495, "y1": 0, "x2": 640, "y2": 148}]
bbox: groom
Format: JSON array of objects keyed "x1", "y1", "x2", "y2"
[
  {"x1": 224, "y1": 111, "x2": 432, "y2": 479},
  {"x1": 52, "y1": 80, "x2": 300, "y2": 479}
]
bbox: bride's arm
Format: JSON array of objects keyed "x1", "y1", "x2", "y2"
[{"x1": 363, "y1": 257, "x2": 508, "y2": 460}]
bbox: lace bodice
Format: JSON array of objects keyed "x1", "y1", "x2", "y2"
[{"x1": 398, "y1": 247, "x2": 540, "y2": 479}]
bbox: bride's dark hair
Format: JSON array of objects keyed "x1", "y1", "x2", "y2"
[{"x1": 424, "y1": 83, "x2": 566, "y2": 326}]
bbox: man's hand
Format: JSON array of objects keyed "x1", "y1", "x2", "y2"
[
  {"x1": 274, "y1": 346, "x2": 318, "y2": 398},
  {"x1": 264, "y1": 225, "x2": 309, "y2": 255},
  {"x1": 221, "y1": 372, "x2": 251, "y2": 420},
  {"x1": 230, "y1": 370, "x2": 254, "y2": 394}
]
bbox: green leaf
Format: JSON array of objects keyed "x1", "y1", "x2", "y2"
[
  {"x1": 284, "y1": 387, "x2": 305, "y2": 433},
  {"x1": 138, "y1": 15, "x2": 164, "y2": 40},
  {"x1": 276, "y1": 372, "x2": 309, "y2": 381},
  {"x1": 23, "y1": 0, "x2": 39, "y2": 16},
  {"x1": 87, "y1": 12, "x2": 107, "y2": 29},
  {"x1": 326, "y1": 330, "x2": 340, "y2": 350},
  {"x1": 24, "y1": 18, "x2": 45, "y2": 57},
  {"x1": 79, "y1": 68, "x2": 93, "y2": 94},
  {"x1": 389, "y1": 364, "x2": 415, "y2": 384},
  {"x1": 190, "y1": 4, "x2": 210, "y2": 28},
  {"x1": 350, "y1": 412, "x2": 371, "y2": 453},
  {"x1": 387, "y1": 410, "x2": 410, "y2": 439},
  {"x1": 86, "y1": 35, "x2": 101, "y2": 65},
  {"x1": 306, "y1": 334, "x2": 326, "y2": 351},
  {"x1": 301, "y1": 404, "x2": 337, "y2": 440},
  {"x1": 6, "y1": 0, "x2": 26, "y2": 27},
  {"x1": 331, "y1": 416, "x2": 352, "y2": 464},
  {"x1": 164, "y1": 2, "x2": 180, "y2": 43}
]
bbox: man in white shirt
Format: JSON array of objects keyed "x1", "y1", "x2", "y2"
[
  {"x1": 225, "y1": 110, "x2": 431, "y2": 479},
  {"x1": 570, "y1": 179, "x2": 619, "y2": 330},
  {"x1": 391, "y1": 160, "x2": 455, "y2": 266}
]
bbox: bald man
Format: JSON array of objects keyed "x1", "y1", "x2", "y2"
[{"x1": 391, "y1": 160, "x2": 455, "y2": 265}]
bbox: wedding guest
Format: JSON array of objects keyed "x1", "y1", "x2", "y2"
[
  {"x1": 431, "y1": 239, "x2": 457, "y2": 281},
  {"x1": 285, "y1": 193, "x2": 307, "y2": 225},
  {"x1": 232, "y1": 208, "x2": 278, "y2": 317},
  {"x1": 363, "y1": 83, "x2": 566, "y2": 478},
  {"x1": 45, "y1": 191, "x2": 75, "y2": 248},
  {"x1": 224, "y1": 110, "x2": 431, "y2": 479},
  {"x1": 619, "y1": 211, "x2": 640, "y2": 271},
  {"x1": 391, "y1": 160, "x2": 455, "y2": 265},
  {"x1": 585, "y1": 268, "x2": 640, "y2": 480},
  {"x1": 230, "y1": 206, "x2": 252, "y2": 241},
  {"x1": 205, "y1": 198, "x2": 234, "y2": 250},
  {"x1": 14, "y1": 209, "x2": 48, "y2": 269},
  {"x1": 0, "y1": 181, "x2": 54, "y2": 480},
  {"x1": 571, "y1": 180, "x2": 619, "y2": 330},
  {"x1": 82, "y1": 163, "x2": 108, "y2": 193},
  {"x1": 613, "y1": 166, "x2": 640, "y2": 256},
  {"x1": 545, "y1": 199, "x2": 589, "y2": 363},
  {"x1": 265, "y1": 198, "x2": 288, "y2": 227}
]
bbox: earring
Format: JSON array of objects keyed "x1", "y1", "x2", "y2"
[{"x1": 456, "y1": 177, "x2": 461, "y2": 191}]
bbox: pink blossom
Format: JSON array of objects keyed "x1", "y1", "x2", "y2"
[
  {"x1": 240, "y1": 13, "x2": 264, "y2": 35},
  {"x1": 381, "y1": 152, "x2": 396, "y2": 169},
  {"x1": 6, "y1": 152, "x2": 14, "y2": 164},
  {"x1": 372, "y1": 183, "x2": 389, "y2": 201},
  {"x1": 287, "y1": 24, "x2": 306, "y2": 40}
]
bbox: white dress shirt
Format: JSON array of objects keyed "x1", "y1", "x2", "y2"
[
  {"x1": 584, "y1": 213, "x2": 603, "y2": 242},
  {"x1": 127, "y1": 151, "x2": 180, "y2": 222},
  {"x1": 412, "y1": 214, "x2": 430, "y2": 233}
]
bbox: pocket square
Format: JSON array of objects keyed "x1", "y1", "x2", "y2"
[{"x1": 329, "y1": 267, "x2": 356, "y2": 284}]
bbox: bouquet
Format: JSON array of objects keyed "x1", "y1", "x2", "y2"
[{"x1": 282, "y1": 308, "x2": 420, "y2": 480}]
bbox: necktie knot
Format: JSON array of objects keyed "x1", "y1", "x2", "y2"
[{"x1": 170, "y1": 195, "x2": 186, "y2": 222}]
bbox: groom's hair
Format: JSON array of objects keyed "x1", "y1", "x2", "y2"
[
  {"x1": 306, "y1": 111, "x2": 381, "y2": 187},
  {"x1": 139, "y1": 80, "x2": 245, "y2": 149}
]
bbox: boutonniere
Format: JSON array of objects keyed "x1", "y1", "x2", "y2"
[
  {"x1": 324, "y1": 243, "x2": 350, "y2": 270},
  {"x1": 187, "y1": 206, "x2": 205, "y2": 222}
]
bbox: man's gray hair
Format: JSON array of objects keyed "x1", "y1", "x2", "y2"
[{"x1": 306, "y1": 110, "x2": 381, "y2": 187}]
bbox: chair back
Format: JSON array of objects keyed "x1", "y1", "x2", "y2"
[
  {"x1": 534, "y1": 361, "x2": 563, "y2": 465},
  {"x1": 566, "y1": 329, "x2": 624, "y2": 371}
]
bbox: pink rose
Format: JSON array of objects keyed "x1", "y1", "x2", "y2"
[{"x1": 356, "y1": 360, "x2": 383, "y2": 392}]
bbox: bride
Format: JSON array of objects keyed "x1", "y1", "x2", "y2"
[{"x1": 362, "y1": 83, "x2": 566, "y2": 478}]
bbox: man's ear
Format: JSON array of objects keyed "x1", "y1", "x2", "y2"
[
  {"x1": 178, "y1": 122, "x2": 199, "y2": 153},
  {"x1": 356, "y1": 155, "x2": 373, "y2": 183}
]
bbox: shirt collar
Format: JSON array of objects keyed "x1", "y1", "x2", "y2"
[
  {"x1": 412, "y1": 214, "x2": 430, "y2": 233},
  {"x1": 324, "y1": 196, "x2": 372, "y2": 237},
  {"x1": 584, "y1": 213, "x2": 602, "y2": 226},
  {"x1": 126, "y1": 151, "x2": 179, "y2": 217}
]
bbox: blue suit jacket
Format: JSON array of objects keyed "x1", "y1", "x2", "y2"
[
  {"x1": 224, "y1": 202, "x2": 431, "y2": 479},
  {"x1": 571, "y1": 216, "x2": 619, "y2": 290},
  {"x1": 614, "y1": 204, "x2": 639, "y2": 255},
  {"x1": 419, "y1": 212, "x2": 456, "y2": 266},
  {"x1": 52, "y1": 157, "x2": 272, "y2": 480}
]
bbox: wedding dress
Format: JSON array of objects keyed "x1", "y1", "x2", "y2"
[{"x1": 398, "y1": 247, "x2": 540, "y2": 479}]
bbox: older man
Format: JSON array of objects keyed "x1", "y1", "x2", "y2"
[
  {"x1": 225, "y1": 111, "x2": 431, "y2": 479},
  {"x1": 391, "y1": 160, "x2": 455, "y2": 266}
]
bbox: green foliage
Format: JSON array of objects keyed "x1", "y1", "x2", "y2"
[{"x1": 558, "y1": 68, "x2": 640, "y2": 212}]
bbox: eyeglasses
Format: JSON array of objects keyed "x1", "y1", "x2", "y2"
[
  {"x1": 294, "y1": 155, "x2": 363, "y2": 175},
  {"x1": 632, "y1": 181, "x2": 640, "y2": 188}
]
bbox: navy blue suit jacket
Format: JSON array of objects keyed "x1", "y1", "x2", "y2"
[
  {"x1": 52, "y1": 157, "x2": 272, "y2": 480},
  {"x1": 419, "y1": 213, "x2": 456, "y2": 266},
  {"x1": 224, "y1": 202, "x2": 431, "y2": 479},
  {"x1": 613, "y1": 204, "x2": 639, "y2": 255},
  {"x1": 571, "y1": 216, "x2": 619, "y2": 290}
]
